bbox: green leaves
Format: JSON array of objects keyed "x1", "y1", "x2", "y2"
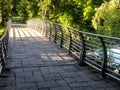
[
  {"x1": 16, "y1": 0, "x2": 40, "y2": 21},
  {"x1": 92, "y1": 0, "x2": 120, "y2": 37},
  {"x1": 1, "y1": 0, "x2": 119, "y2": 37},
  {"x1": 58, "y1": 12, "x2": 73, "y2": 27},
  {"x1": 0, "y1": 0, "x2": 13, "y2": 25}
]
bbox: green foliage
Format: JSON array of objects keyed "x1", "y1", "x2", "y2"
[
  {"x1": 0, "y1": 0, "x2": 13, "y2": 25},
  {"x1": 2, "y1": 0, "x2": 103, "y2": 32},
  {"x1": 0, "y1": 26, "x2": 4, "y2": 37},
  {"x1": 58, "y1": 12, "x2": 73, "y2": 27},
  {"x1": 15, "y1": 0, "x2": 40, "y2": 21},
  {"x1": 92, "y1": 0, "x2": 120, "y2": 37},
  {"x1": 2, "y1": 0, "x2": 120, "y2": 37}
]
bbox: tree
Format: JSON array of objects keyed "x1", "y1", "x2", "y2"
[
  {"x1": 16, "y1": 0, "x2": 40, "y2": 21},
  {"x1": 36, "y1": 0, "x2": 103, "y2": 31},
  {"x1": 92, "y1": 0, "x2": 120, "y2": 37},
  {"x1": 0, "y1": 0, "x2": 13, "y2": 25}
]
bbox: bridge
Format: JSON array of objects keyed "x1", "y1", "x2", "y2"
[{"x1": 0, "y1": 19, "x2": 120, "y2": 90}]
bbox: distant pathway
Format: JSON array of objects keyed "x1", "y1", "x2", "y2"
[{"x1": 0, "y1": 25, "x2": 119, "y2": 90}]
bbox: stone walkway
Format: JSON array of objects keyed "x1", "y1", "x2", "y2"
[{"x1": 0, "y1": 25, "x2": 120, "y2": 90}]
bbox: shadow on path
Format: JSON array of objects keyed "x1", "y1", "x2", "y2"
[{"x1": 0, "y1": 25, "x2": 119, "y2": 90}]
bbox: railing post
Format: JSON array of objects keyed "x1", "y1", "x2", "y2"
[
  {"x1": 67, "y1": 28, "x2": 72, "y2": 53},
  {"x1": 54, "y1": 24, "x2": 57, "y2": 43},
  {"x1": 49, "y1": 22, "x2": 52, "y2": 39},
  {"x1": 43, "y1": 21, "x2": 46, "y2": 36},
  {"x1": 5, "y1": 31, "x2": 9, "y2": 51},
  {"x1": 79, "y1": 33, "x2": 86, "y2": 65},
  {"x1": 60, "y1": 26, "x2": 63, "y2": 48},
  {"x1": 3, "y1": 40, "x2": 7, "y2": 58},
  {"x1": 40, "y1": 20, "x2": 42, "y2": 33},
  {"x1": 99, "y1": 37, "x2": 107, "y2": 78},
  {"x1": 0, "y1": 43, "x2": 6, "y2": 69},
  {"x1": 45, "y1": 21, "x2": 48, "y2": 37}
]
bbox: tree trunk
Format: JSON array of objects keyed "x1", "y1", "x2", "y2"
[{"x1": 1, "y1": 0, "x2": 5, "y2": 26}]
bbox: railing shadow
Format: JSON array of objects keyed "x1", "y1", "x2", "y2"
[
  {"x1": 9, "y1": 25, "x2": 77, "y2": 69},
  {"x1": 26, "y1": 19, "x2": 120, "y2": 81}
]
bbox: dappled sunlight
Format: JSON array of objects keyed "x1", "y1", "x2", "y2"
[
  {"x1": 1, "y1": 23, "x2": 118, "y2": 90},
  {"x1": 1, "y1": 0, "x2": 120, "y2": 89},
  {"x1": 50, "y1": 56, "x2": 65, "y2": 61},
  {"x1": 8, "y1": 25, "x2": 77, "y2": 67},
  {"x1": 10, "y1": 24, "x2": 43, "y2": 38}
]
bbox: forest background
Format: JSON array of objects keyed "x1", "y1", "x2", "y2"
[{"x1": 0, "y1": 0, "x2": 120, "y2": 37}]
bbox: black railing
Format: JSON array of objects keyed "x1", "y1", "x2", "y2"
[
  {"x1": 27, "y1": 19, "x2": 120, "y2": 81},
  {"x1": 0, "y1": 20, "x2": 11, "y2": 74}
]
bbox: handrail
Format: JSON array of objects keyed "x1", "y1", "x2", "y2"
[
  {"x1": 27, "y1": 19, "x2": 120, "y2": 81},
  {"x1": 0, "y1": 20, "x2": 11, "y2": 74}
]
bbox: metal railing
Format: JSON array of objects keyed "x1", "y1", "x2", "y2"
[
  {"x1": 27, "y1": 19, "x2": 120, "y2": 81},
  {"x1": 12, "y1": 17, "x2": 24, "y2": 24},
  {"x1": 0, "y1": 20, "x2": 11, "y2": 74}
]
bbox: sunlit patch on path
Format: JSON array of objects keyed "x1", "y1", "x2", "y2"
[{"x1": 0, "y1": 24, "x2": 119, "y2": 90}]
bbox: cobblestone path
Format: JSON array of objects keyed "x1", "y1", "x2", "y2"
[{"x1": 0, "y1": 25, "x2": 119, "y2": 90}]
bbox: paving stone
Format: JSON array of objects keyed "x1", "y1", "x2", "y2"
[
  {"x1": 50, "y1": 86, "x2": 71, "y2": 90},
  {"x1": 33, "y1": 71, "x2": 42, "y2": 76},
  {"x1": 2, "y1": 75, "x2": 15, "y2": 81},
  {"x1": 0, "y1": 86, "x2": 16, "y2": 90},
  {"x1": 44, "y1": 73, "x2": 63, "y2": 80},
  {"x1": 22, "y1": 61, "x2": 31, "y2": 67},
  {"x1": 60, "y1": 72, "x2": 79, "y2": 78},
  {"x1": 23, "y1": 67, "x2": 39, "y2": 72},
  {"x1": 30, "y1": 60, "x2": 44, "y2": 66},
  {"x1": 64, "y1": 78, "x2": 76, "y2": 84},
  {"x1": 43, "y1": 61, "x2": 59, "y2": 66},
  {"x1": 37, "y1": 81, "x2": 58, "y2": 88},
  {"x1": 88, "y1": 81, "x2": 112, "y2": 88},
  {"x1": 69, "y1": 82, "x2": 90, "y2": 88},
  {"x1": 1, "y1": 26, "x2": 119, "y2": 90},
  {"x1": 16, "y1": 78, "x2": 26, "y2": 84},
  {"x1": 12, "y1": 68, "x2": 24, "y2": 73},
  {"x1": 56, "y1": 80, "x2": 68, "y2": 86},
  {"x1": 16, "y1": 86, "x2": 38, "y2": 90},
  {"x1": 49, "y1": 68, "x2": 65, "y2": 74},
  {"x1": 72, "y1": 76, "x2": 93, "y2": 82},
  {"x1": 16, "y1": 82, "x2": 36, "y2": 88},
  {"x1": 40, "y1": 66, "x2": 65, "y2": 74},
  {"x1": 8, "y1": 62, "x2": 23, "y2": 68},
  {"x1": 105, "y1": 87, "x2": 120, "y2": 90},
  {"x1": 25, "y1": 75, "x2": 44, "y2": 82},
  {"x1": 72, "y1": 87, "x2": 94, "y2": 90},
  {"x1": 38, "y1": 88, "x2": 49, "y2": 90},
  {"x1": 44, "y1": 77, "x2": 62, "y2": 81},
  {"x1": 62, "y1": 66, "x2": 79, "y2": 72},
  {"x1": 4, "y1": 80, "x2": 15, "y2": 86},
  {"x1": 16, "y1": 72, "x2": 33, "y2": 78},
  {"x1": 93, "y1": 88, "x2": 106, "y2": 90}
]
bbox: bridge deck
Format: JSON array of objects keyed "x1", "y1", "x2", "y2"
[{"x1": 0, "y1": 25, "x2": 119, "y2": 90}]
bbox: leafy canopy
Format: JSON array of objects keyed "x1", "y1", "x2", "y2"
[{"x1": 92, "y1": 0, "x2": 120, "y2": 37}]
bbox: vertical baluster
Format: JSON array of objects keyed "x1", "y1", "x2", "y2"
[
  {"x1": 45, "y1": 21, "x2": 47, "y2": 37},
  {"x1": 79, "y1": 33, "x2": 86, "y2": 65},
  {"x1": 99, "y1": 37, "x2": 107, "y2": 78},
  {"x1": 49, "y1": 22, "x2": 52, "y2": 39},
  {"x1": 67, "y1": 28, "x2": 72, "y2": 53},
  {"x1": 60, "y1": 26, "x2": 63, "y2": 48},
  {"x1": 0, "y1": 43, "x2": 6, "y2": 69},
  {"x1": 54, "y1": 23, "x2": 57, "y2": 43}
]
